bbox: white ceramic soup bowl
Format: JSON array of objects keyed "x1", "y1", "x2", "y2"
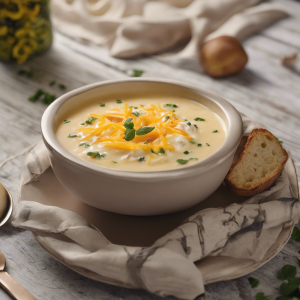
[{"x1": 41, "y1": 78, "x2": 243, "y2": 216}]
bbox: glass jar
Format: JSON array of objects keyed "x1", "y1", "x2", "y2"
[{"x1": 0, "y1": 0, "x2": 52, "y2": 64}]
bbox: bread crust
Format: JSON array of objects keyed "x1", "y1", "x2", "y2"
[{"x1": 225, "y1": 128, "x2": 288, "y2": 197}]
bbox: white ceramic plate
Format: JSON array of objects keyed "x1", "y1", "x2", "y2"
[{"x1": 20, "y1": 158, "x2": 298, "y2": 288}]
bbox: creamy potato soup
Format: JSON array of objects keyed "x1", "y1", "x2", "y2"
[{"x1": 55, "y1": 95, "x2": 226, "y2": 171}]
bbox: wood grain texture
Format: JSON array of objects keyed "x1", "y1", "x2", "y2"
[{"x1": 0, "y1": 3, "x2": 300, "y2": 299}]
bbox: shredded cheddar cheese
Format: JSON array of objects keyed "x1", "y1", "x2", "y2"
[{"x1": 76, "y1": 103, "x2": 193, "y2": 154}]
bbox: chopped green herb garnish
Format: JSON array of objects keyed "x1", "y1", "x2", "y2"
[
  {"x1": 255, "y1": 292, "x2": 269, "y2": 300},
  {"x1": 64, "y1": 119, "x2": 70, "y2": 124},
  {"x1": 183, "y1": 151, "x2": 189, "y2": 155},
  {"x1": 150, "y1": 149, "x2": 155, "y2": 154},
  {"x1": 87, "y1": 152, "x2": 106, "y2": 159},
  {"x1": 195, "y1": 117, "x2": 205, "y2": 121},
  {"x1": 79, "y1": 143, "x2": 90, "y2": 148},
  {"x1": 86, "y1": 117, "x2": 97, "y2": 124},
  {"x1": 112, "y1": 161, "x2": 117, "y2": 164},
  {"x1": 279, "y1": 265, "x2": 297, "y2": 281},
  {"x1": 206, "y1": 143, "x2": 210, "y2": 146},
  {"x1": 277, "y1": 138, "x2": 283, "y2": 144},
  {"x1": 42, "y1": 92, "x2": 56, "y2": 105},
  {"x1": 49, "y1": 80, "x2": 56, "y2": 86},
  {"x1": 18, "y1": 69, "x2": 27, "y2": 76},
  {"x1": 130, "y1": 106, "x2": 138, "y2": 109},
  {"x1": 140, "y1": 105, "x2": 144, "y2": 107},
  {"x1": 158, "y1": 148, "x2": 165, "y2": 154},
  {"x1": 132, "y1": 111, "x2": 140, "y2": 118},
  {"x1": 99, "y1": 103, "x2": 105, "y2": 107},
  {"x1": 194, "y1": 124, "x2": 198, "y2": 129},
  {"x1": 18, "y1": 69, "x2": 34, "y2": 78},
  {"x1": 172, "y1": 109, "x2": 175, "y2": 113},
  {"x1": 124, "y1": 118, "x2": 134, "y2": 129},
  {"x1": 68, "y1": 134, "x2": 77, "y2": 138},
  {"x1": 116, "y1": 99, "x2": 122, "y2": 104},
  {"x1": 176, "y1": 158, "x2": 198, "y2": 165},
  {"x1": 144, "y1": 142, "x2": 148, "y2": 144},
  {"x1": 28, "y1": 89, "x2": 44, "y2": 102},
  {"x1": 186, "y1": 122, "x2": 191, "y2": 126},
  {"x1": 190, "y1": 140, "x2": 196, "y2": 144},
  {"x1": 129, "y1": 69, "x2": 144, "y2": 77},
  {"x1": 80, "y1": 123, "x2": 85, "y2": 125},
  {"x1": 58, "y1": 84, "x2": 66, "y2": 90},
  {"x1": 213, "y1": 130, "x2": 218, "y2": 133},
  {"x1": 164, "y1": 104, "x2": 178, "y2": 108},
  {"x1": 139, "y1": 157, "x2": 145, "y2": 162},
  {"x1": 198, "y1": 143, "x2": 202, "y2": 147},
  {"x1": 291, "y1": 226, "x2": 300, "y2": 242},
  {"x1": 280, "y1": 277, "x2": 300, "y2": 296},
  {"x1": 163, "y1": 115, "x2": 170, "y2": 122},
  {"x1": 27, "y1": 70, "x2": 34, "y2": 78},
  {"x1": 248, "y1": 277, "x2": 259, "y2": 288},
  {"x1": 136, "y1": 126, "x2": 155, "y2": 136},
  {"x1": 124, "y1": 128, "x2": 135, "y2": 141}
]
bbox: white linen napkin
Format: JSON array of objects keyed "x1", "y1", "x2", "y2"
[
  {"x1": 11, "y1": 114, "x2": 300, "y2": 300},
  {"x1": 51, "y1": 0, "x2": 288, "y2": 59}
]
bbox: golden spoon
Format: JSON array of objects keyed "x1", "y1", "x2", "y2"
[
  {"x1": 0, "y1": 182, "x2": 36, "y2": 299},
  {"x1": 0, "y1": 251, "x2": 37, "y2": 300}
]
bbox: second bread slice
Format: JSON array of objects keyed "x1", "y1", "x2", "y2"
[{"x1": 225, "y1": 129, "x2": 288, "y2": 197}]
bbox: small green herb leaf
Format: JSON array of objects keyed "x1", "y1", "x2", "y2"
[
  {"x1": 124, "y1": 128, "x2": 135, "y2": 141},
  {"x1": 164, "y1": 104, "x2": 178, "y2": 108},
  {"x1": 28, "y1": 89, "x2": 44, "y2": 102},
  {"x1": 195, "y1": 117, "x2": 205, "y2": 121},
  {"x1": 186, "y1": 122, "x2": 191, "y2": 126},
  {"x1": 198, "y1": 143, "x2": 202, "y2": 147},
  {"x1": 64, "y1": 119, "x2": 70, "y2": 124},
  {"x1": 136, "y1": 126, "x2": 155, "y2": 136},
  {"x1": 177, "y1": 158, "x2": 198, "y2": 165},
  {"x1": 49, "y1": 80, "x2": 56, "y2": 86},
  {"x1": 68, "y1": 134, "x2": 77, "y2": 138},
  {"x1": 163, "y1": 116, "x2": 170, "y2": 122},
  {"x1": 277, "y1": 138, "x2": 283, "y2": 144},
  {"x1": 87, "y1": 152, "x2": 106, "y2": 159},
  {"x1": 150, "y1": 149, "x2": 156, "y2": 154},
  {"x1": 190, "y1": 140, "x2": 196, "y2": 144},
  {"x1": 280, "y1": 277, "x2": 300, "y2": 296},
  {"x1": 213, "y1": 130, "x2": 218, "y2": 133},
  {"x1": 292, "y1": 227, "x2": 300, "y2": 242},
  {"x1": 183, "y1": 151, "x2": 189, "y2": 155},
  {"x1": 79, "y1": 143, "x2": 90, "y2": 148},
  {"x1": 112, "y1": 161, "x2": 117, "y2": 164},
  {"x1": 58, "y1": 84, "x2": 66, "y2": 90},
  {"x1": 139, "y1": 157, "x2": 145, "y2": 162},
  {"x1": 158, "y1": 148, "x2": 165, "y2": 154},
  {"x1": 27, "y1": 69, "x2": 34, "y2": 78},
  {"x1": 124, "y1": 118, "x2": 134, "y2": 129},
  {"x1": 206, "y1": 143, "x2": 210, "y2": 146},
  {"x1": 132, "y1": 111, "x2": 140, "y2": 118},
  {"x1": 116, "y1": 99, "x2": 122, "y2": 104},
  {"x1": 256, "y1": 292, "x2": 269, "y2": 300},
  {"x1": 279, "y1": 265, "x2": 297, "y2": 281},
  {"x1": 99, "y1": 103, "x2": 105, "y2": 107},
  {"x1": 18, "y1": 69, "x2": 27, "y2": 76},
  {"x1": 129, "y1": 69, "x2": 144, "y2": 77},
  {"x1": 194, "y1": 124, "x2": 198, "y2": 129},
  {"x1": 42, "y1": 92, "x2": 56, "y2": 105},
  {"x1": 80, "y1": 123, "x2": 85, "y2": 125},
  {"x1": 248, "y1": 277, "x2": 259, "y2": 288},
  {"x1": 86, "y1": 117, "x2": 97, "y2": 125}
]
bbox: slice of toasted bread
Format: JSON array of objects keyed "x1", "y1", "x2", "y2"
[{"x1": 225, "y1": 129, "x2": 288, "y2": 197}]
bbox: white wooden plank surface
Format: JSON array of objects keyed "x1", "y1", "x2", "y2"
[{"x1": 0, "y1": 4, "x2": 300, "y2": 300}]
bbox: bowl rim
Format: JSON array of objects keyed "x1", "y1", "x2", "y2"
[{"x1": 41, "y1": 78, "x2": 243, "y2": 179}]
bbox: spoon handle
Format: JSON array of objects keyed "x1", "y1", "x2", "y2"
[{"x1": 0, "y1": 271, "x2": 36, "y2": 300}]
